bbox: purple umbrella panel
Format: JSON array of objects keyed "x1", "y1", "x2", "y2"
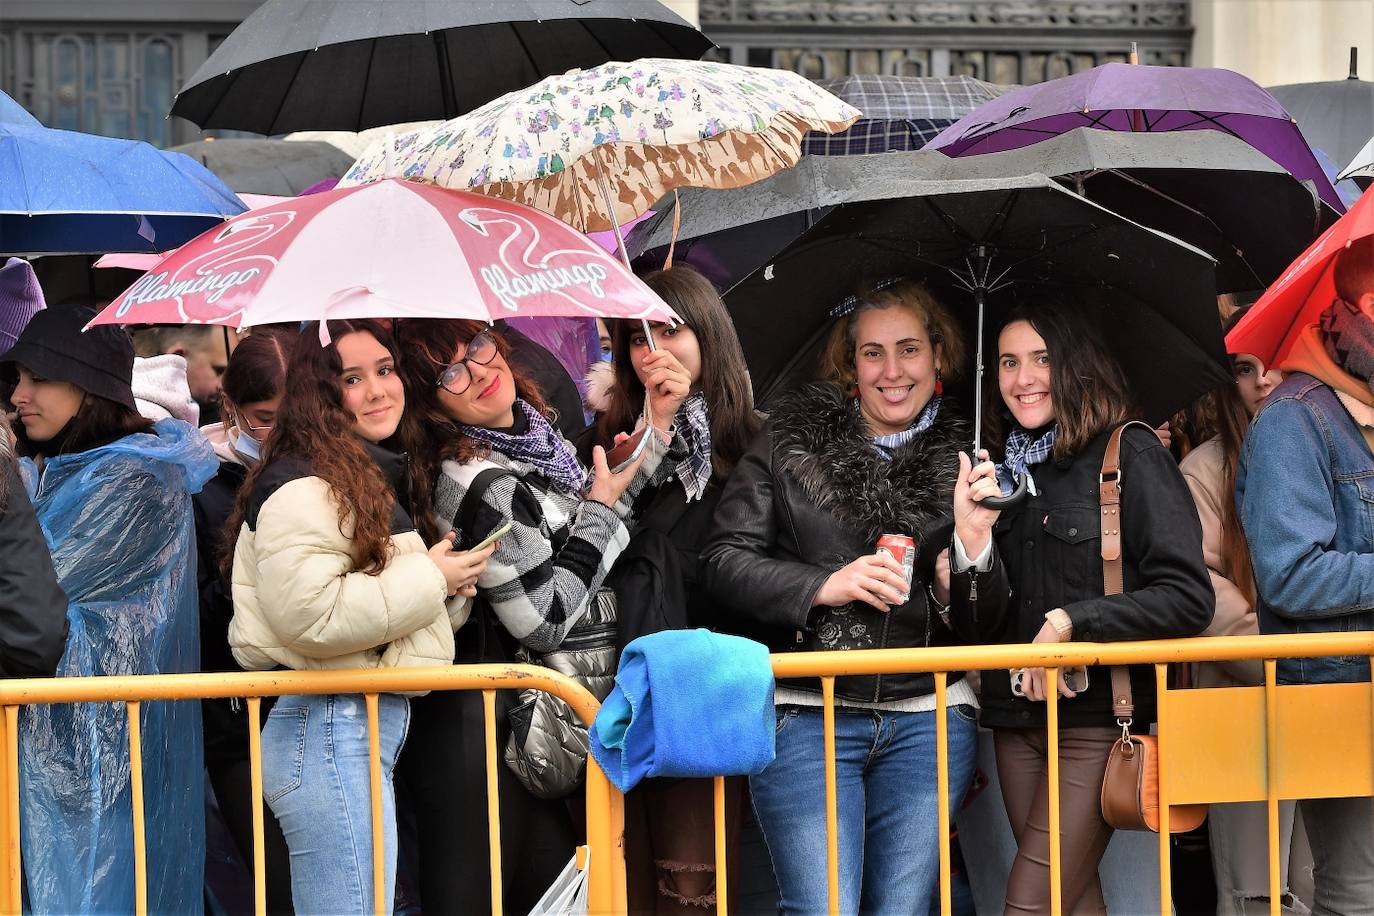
[{"x1": 926, "y1": 62, "x2": 1345, "y2": 213}]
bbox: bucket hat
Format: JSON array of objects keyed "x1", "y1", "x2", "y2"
[
  {"x1": 0, "y1": 258, "x2": 45, "y2": 357},
  {"x1": 1, "y1": 305, "x2": 137, "y2": 410}
]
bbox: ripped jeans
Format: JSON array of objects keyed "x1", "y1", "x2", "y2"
[
  {"x1": 261, "y1": 693, "x2": 410, "y2": 915},
  {"x1": 1210, "y1": 801, "x2": 1311, "y2": 916}
]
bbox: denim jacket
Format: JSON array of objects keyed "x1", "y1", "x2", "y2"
[{"x1": 1237, "y1": 371, "x2": 1374, "y2": 683}]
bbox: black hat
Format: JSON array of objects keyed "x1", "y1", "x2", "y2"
[{"x1": 1, "y1": 305, "x2": 137, "y2": 411}]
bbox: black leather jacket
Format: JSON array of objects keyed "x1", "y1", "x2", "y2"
[{"x1": 702, "y1": 383, "x2": 971, "y2": 703}]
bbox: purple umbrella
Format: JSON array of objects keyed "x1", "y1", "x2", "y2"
[{"x1": 927, "y1": 62, "x2": 1345, "y2": 214}]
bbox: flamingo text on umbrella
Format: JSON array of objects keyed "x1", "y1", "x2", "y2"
[{"x1": 461, "y1": 206, "x2": 616, "y2": 314}]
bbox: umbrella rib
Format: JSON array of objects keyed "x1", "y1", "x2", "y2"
[
  {"x1": 1171, "y1": 111, "x2": 1245, "y2": 141},
  {"x1": 271, "y1": 49, "x2": 316, "y2": 135},
  {"x1": 355, "y1": 38, "x2": 380, "y2": 131},
  {"x1": 507, "y1": 22, "x2": 545, "y2": 87},
  {"x1": 577, "y1": 20, "x2": 617, "y2": 63}
]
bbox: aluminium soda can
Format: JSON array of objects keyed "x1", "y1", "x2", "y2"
[{"x1": 876, "y1": 533, "x2": 916, "y2": 603}]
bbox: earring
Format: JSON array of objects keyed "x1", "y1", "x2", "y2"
[{"x1": 934, "y1": 367, "x2": 944, "y2": 396}]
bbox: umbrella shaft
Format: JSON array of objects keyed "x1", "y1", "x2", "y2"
[{"x1": 593, "y1": 157, "x2": 656, "y2": 354}]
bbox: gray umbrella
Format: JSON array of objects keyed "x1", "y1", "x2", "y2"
[
  {"x1": 171, "y1": 0, "x2": 712, "y2": 134},
  {"x1": 1269, "y1": 47, "x2": 1374, "y2": 203},
  {"x1": 633, "y1": 128, "x2": 1332, "y2": 293},
  {"x1": 168, "y1": 139, "x2": 355, "y2": 196}
]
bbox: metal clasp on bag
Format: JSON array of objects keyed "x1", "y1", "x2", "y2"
[{"x1": 1115, "y1": 716, "x2": 1136, "y2": 758}]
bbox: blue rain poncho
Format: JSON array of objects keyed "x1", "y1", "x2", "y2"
[{"x1": 18, "y1": 420, "x2": 217, "y2": 914}]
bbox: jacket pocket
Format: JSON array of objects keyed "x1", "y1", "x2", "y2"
[
  {"x1": 1040, "y1": 505, "x2": 1101, "y2": 596},
  {"x1": 261, "y1": 705, "x2": 309, "y2": 804}
]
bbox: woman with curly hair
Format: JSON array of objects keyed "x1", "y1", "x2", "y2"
[{"x1": 226, "y1": 320, "x2": 491, "y2": 914}]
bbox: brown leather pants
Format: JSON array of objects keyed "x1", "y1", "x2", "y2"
[{"x1": 995, "y1": 726, "x2": 1119, "y2": 915}]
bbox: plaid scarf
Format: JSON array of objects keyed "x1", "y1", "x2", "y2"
[
  {"x1": 463, "y1": 399, "x2": 586, "y2": 495},
  {"x1": 998, "y1": 424, "x2": 1057, "y2": 496},
  {"x1": 1321, "y1": 297, "x2": 1374, "y2": 398},
  {"x1": 870, "y1": 395, "x2": 941, "y2": 460},
  {"x1": 675, "y1": 393, "x2": 713, "y2": 502}
]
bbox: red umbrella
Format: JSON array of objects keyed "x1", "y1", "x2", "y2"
[
  {"x1": 1227, "y1": 188, "x2": 1374, "y2": 366},
  {"x1": 87, "y1": 178, "x2": 677, "y2": 334}
]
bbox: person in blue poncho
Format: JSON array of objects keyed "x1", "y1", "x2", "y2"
[{"x1": 3, "y1": 305, "x2": 217, "y2": 914}]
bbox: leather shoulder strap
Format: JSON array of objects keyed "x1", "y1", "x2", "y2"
[{"x1": 1100, "y1": 420, "x2": 1156, "y2": 722}]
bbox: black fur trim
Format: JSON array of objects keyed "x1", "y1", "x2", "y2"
[{"x1": 769, "y1": 383, "x2": 971, "y2": 544}]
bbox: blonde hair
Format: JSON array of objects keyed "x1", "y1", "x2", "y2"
[{"x1": 817, "y1": 280, "x2": 967, "y2": 389}]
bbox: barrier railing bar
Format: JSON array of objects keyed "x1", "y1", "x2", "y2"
[
  {"x1": 246, "y1": 696, "x2": 266, "y2": 916},
  {"x1": 483, "y1": 689, "x2": 504, "y2": 916},
  {"x1": 934, "y1": 672, "x2": 951, "y2": 916},
  {"x1": 4, "y1": 705, "x2": 19, "y2": 915},
  {"x1": 821, "y1": 676, "x2": 839, "y2": 916},
  {"x1": 1154, "y1": 664, "x2": 1171, "y2": 916},
  {"x1": 365, "y1": 694, "x2": 385, "y2": 916},
  {"x1": 1264, "y1": 659, "x2": 1281, "y2": 916},
  {"x1": 127, "y1": 700, "x2": 147, "y2": 916},
  {"x1": 1046, "y1": 669, "x2": 1062, "y2": 916},
  {"x1": 713, "y1": 775, "x2": 727, "y2": 916}
]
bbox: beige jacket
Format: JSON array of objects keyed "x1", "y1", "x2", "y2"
[
  {"x1": 1179, "y1": 437, "x2": 1263, "y2": 687},
  {"x1": 229, "y1": 474, "x2": 458, "y2": 686}
]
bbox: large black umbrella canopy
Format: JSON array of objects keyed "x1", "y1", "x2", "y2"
[
  {"x1": 168, "y1": 139, "x2": 355, "y2": 195},
  {"x1": 1269, "y1": 48, "x2": 1374, "y2": 200},
  {"x1": 171, "y1": 0, "x2": 713, "y2": 134},
  {"x1": 952, "y1": 128, "x2": 1335, "y2": 291},
  {"x1": 724, "y1": 169, "x2": 1230, "y2": 424}
]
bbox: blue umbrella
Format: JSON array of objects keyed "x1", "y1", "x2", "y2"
[{"x1": 0, "y1": 93, "x2": 245, "y2": 256}]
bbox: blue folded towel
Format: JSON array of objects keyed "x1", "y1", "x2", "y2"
[{"x1": 590, "y1": 629, "x2": 775, "y2": 793}]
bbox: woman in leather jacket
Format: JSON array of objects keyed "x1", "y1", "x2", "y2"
[
  {"x1": 703, "y1": 279, "x2": 979, "y2": 915},
  {"x1": 949, "y1": 302, "x2": 1213, "y2": 915}
]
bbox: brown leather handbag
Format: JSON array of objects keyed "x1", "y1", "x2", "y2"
[{"x1": 1095, "y1": 422, "x2": 1208, "y2": 834}]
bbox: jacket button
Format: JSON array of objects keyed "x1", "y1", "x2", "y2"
[
  {"x1": 1025, "y1": 540, "x2": 1035, "y2": 549},
  {"x1": 1068, "y1": 526, "x2": 1078, "y2": 536}
]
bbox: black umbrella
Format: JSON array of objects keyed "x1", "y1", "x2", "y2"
[
  {"x1": 171, "y1": 0, "x2": 713, "y2": 134},
  {"x1": 167, "y1": 139, "x2": 355, "y2": 196},
  {"x1": 1269, "y1": 47, "x2": 1374, "y2": 203}
]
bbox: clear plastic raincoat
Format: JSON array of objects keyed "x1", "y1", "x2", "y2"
[{"x1": 18, "y1": 420, "x2": 216, "y2": 914}]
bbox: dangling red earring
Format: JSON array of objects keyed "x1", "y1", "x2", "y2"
[
  {"x1": 934, "y1": 368, "x2": 944, "y2": 396},
  {"x1": 853, "y1": 384, "x2": 860, "y2": 397}
]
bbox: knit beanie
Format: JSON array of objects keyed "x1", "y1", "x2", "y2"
[{"x1": 0, "y1": 259, "x2": 45, "y2": 358}]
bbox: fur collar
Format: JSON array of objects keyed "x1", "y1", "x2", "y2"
[{"x1": 770, "y1": 382, "x2": 970, "y2": 543}]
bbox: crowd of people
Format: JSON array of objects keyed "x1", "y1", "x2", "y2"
[{"x1": 0, "y1": 229, "x2": 1372, "y2": 915}]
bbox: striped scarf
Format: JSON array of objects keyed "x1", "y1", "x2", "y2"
[
  {"x1": 870, "y1": 396, "x2": 941, "y2": 461},
  {"x1": 462, "y1": 399, "x2": 586, "y2": 495}
]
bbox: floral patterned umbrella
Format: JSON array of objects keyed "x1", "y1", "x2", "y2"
[{"x1": 338, "y1": 58, "x2": 862, "y2": 235}]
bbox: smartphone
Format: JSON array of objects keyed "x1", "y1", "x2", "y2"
[
  {"x1": 1064, "y1": 666, "x2": 1090, "y2": 693},
  {"x1": 605, "y1": 425, "x2": 652, "y2": 471},
  {"x1": 467, "y1": 520, "x2": 512, "y2": 553}
]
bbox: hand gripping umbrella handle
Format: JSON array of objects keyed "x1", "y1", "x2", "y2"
[{"x1": 977, "y1": 471, "x2": 1030, "y2": 511}]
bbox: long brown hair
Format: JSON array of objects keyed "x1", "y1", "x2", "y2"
[
  {"x1": 986, "y1": 302, "x2": 1135, "y2": 459},
  {"x1": 223, "y1": 320, "x2": 402, "y2": 576},
  {"x1": 397, "y1": 319, "x2": 553, "y2": 544},
  {"x1": 1212, "y1": 378, "x2": 1255, "y2": 604},
  {"x1": 221, "y1": 327, "x2": 292, "y2": 410},
  {"x1": 817, "y1": 279, "x2": 969, "y2": 390},
  {"x1": 595, "y1": 265, "x2": 760, "y2": 479}
]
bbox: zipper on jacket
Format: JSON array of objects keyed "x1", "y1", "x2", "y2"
[
  {"x1": 872, "y1": 610, "x2": 891, "y2": 702},
  {"x1": 969, "y1": 571, "x2": 978, "y2": 602}
]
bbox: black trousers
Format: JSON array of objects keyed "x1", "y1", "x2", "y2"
[{"x1": 207, "y1": 757, "x2": 295, "y2": 915}]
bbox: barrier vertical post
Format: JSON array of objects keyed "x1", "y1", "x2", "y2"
[
  {"x1": 1155, "y1": 665, "x2": 1171, "y2": 916},
  {"x1": 1265, "y1": 660, "x2": 1281, "y2": 916},
  {"x1": 821, "y1": 676, "x2": 840, "y2": 916},
  {"x1": 1046, "y1": 669, "x2": 1062, "y2": 916},
  {"x1": 127, "y1": 701, "x2": 147, "y2": 916},
  {"x1": 2, "y1": 706, "x2": 19, "y2": 914},
  {"x1": 713, "y1": 776, "x2": 728, "y2": 916},
  {"x1": 935, "y1": 672, "x2": 951, "y2": 916},
  {"x1": 365, "y1": 694, "x2": 386, "y2": 916},
  {"x1": 247, "y1": 697, "x2": 266, "y2": 916},
  {"x1": 584, "y1": 759, "x2": 626, "y2": 915},
  {"x1": 484, "y1": 690, "x2": 504, "y2": 916}
]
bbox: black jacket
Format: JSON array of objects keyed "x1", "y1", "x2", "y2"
[
  {"x1": 702, "y1": 384, "x2": 970, "y2": 703},
  {"x1": 0, "y1": 461, "x2": 68, "y2": 677},
  {"x1": 948, "y1": 424, "x2": 1214, "y2": 729}
]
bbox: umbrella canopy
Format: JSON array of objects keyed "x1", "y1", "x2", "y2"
[
  {"x1": 1270, "y1": 49, "x2": 1374, "y2": 195},
  {"x1": 926, "y1": 62, "x2": 1346, "y2": 214},
  {"x1": 1339, "y1": 134, "x2": 1374, "y2": 189},
  {"x1": 340, "y1": 58, "x2": 861, "y2": 234},
  {"x1": 719, "y1": 167, "x2": 1229, "y2": 420},
  {"x1": 0, "y1": 117, "x2": 245, "y2": 256},
  {"x1": 800, "y1": 74, "x2": 1013, "y2": 156},
  {"x1": 168, "y1": 139, "x2": 355, "y2": 196},
  {"x1": 171, "y1": 0, "x2": 713, "y2": 134},
  {"x1": 87, "y1": 179, "x2": 678, "y2": 331},
  {"x1": 1227, "y1": 183, "x2": 1374, "y2": 368},
  {"x1": 0, "y1": 94, "x2": 40, "y2": 128}
]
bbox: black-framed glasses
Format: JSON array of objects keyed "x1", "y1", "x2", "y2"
[{"x1": 435, "y1": 330, "x2": 499, "y2": 395}]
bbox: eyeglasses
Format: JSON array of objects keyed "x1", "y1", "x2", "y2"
[
  {"x1": 435, "y1": 330, "x2": 499, "y2": 395},
  {"x1": 233, "y1": 409, "x2": 273, "y2": 439}
]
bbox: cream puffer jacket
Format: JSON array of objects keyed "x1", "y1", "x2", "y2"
[{"x1": 229, "y1": 446, "x2": 464, "y2": 686}]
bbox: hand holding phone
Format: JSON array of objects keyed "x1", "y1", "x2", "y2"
[
  {"x1": 605, "y1": 425, "x2": 652, "y2": 472},
  {"x1": 467, "y1": 520, "x2": 512, "y2": 553}
]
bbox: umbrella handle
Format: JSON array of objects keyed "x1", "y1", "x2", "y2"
[
  {"x1": 978, "y1": 472, "x2": 1030, "y2": 511},
  {"x1": 592, "y1": 156, "x2": 657, "y2": 353}
]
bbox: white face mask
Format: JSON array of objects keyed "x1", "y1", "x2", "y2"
[{"x1": 231, "y1": 427, "x2": 261, "y2": 464}]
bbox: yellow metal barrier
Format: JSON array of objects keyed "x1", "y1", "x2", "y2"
[{"x1": 1, "y1": 632, "x2": 1373, "y2": 916}]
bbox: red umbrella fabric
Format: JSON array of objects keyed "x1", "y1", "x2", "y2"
[
  {"x1": 1227, "y1": 185, "x2": 1374, "y2": 366},
  {"x1": 88, "y1": 178, "x2": 677, "y2": 332}
]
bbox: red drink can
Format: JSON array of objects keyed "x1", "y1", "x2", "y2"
[{"x1": 876, "y1": 533, "x2": 916, "y2": 603}]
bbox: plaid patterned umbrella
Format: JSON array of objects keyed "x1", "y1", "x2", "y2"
[{"x1": 801, "y1": 74, "x2": 1013, "y2": 156}]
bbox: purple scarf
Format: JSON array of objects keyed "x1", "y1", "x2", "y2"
[{"x1": 463, "y1": 400, "x2": 586, "y2": 494}]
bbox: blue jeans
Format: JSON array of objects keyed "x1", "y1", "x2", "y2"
[
  {"x1": 262, "y1": 693, "x2": 410, "y2": 915},
  {"x1": 750, "y1": 704, "x2": 979, "y2": 916}
]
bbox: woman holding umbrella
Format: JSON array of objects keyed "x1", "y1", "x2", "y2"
[
  {"x1": 397, "y1": 318, "x2": 690, "y2": 914},
  {"x1": 702, "y1": 279, "x2": 979, "y2": 915},
  {"x1": 948, "y1": 302, "x2": 1213, "y2": 914}
]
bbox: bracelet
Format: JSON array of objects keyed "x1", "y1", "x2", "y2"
[{"x1": 1045, "y1": 607, "x2": 1074, "y2": 641}]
